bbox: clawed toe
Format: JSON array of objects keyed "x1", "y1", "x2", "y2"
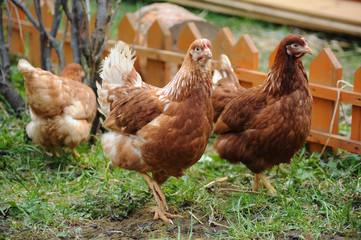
[{"x1": 151, "y1": 206, "x2": 180, "y2": 224}]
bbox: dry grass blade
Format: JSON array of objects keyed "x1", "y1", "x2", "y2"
[
  {"x1": 188, "y1": 211, "x2": 204, "y2": 225},
  {"x1": 201, "y1": 176, "x2": 229, "y2": 190},
  {"x1": 218, "y1": 188, "x2": 261, "y2": 194}
]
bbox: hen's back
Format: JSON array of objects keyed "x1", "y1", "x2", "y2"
[{"x1": 18, "y1": 59, "x2": 73, "y2": 117}]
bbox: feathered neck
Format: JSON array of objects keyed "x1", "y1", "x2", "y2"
[
  {"x1": 157, "y1": 55, "x2": 212, "y2": 101},
  {"x1": 262, "y1": 50, "x2": 308, "y2": 96}
]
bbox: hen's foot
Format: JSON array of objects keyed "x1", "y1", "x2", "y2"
[
  {"x1": 151, "y1": 206, "x2": 180, "y2": 224},
  {"x1": 51, "y1": 148, "x2": 60, "y2": 157},
  {"x1": 71, "y1": 148, "x2": 80, "y2": 159},
  {"x1": 258, "y1": 173, "x2": 277, "y2": 196},
  {"x1": 251, "y1": 174, "x2": 260, "y2": 191}
]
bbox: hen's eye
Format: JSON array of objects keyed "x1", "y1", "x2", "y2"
[
  {"x1": 292, "y1": 43, "x2": 299, "y2": 48},
  {"x1": 195, "y1": 47, "x2": 201, "y2": 52}
]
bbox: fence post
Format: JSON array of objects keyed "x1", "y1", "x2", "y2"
[
  {"x1": 62, "y1": 33, "x2": 73, "y2": 65},
  {"x1": 231, "y1": 34, "x2": 258, "y2": 70},
  {"x1": 351, "y1": 67, "x2": 361, "y2": 143},
  {"x1": 7, "y1": 3, "x2": 26, "y2": 54},
  {"x1": 29, "y1": 1, "x2": 54, "y2": 67},
  {"x1": 176, "y1": 22, "x2": 201, "y2": 76},
  {"x1": 177, "y1": 22, "x2": 201, "y2": 53},
  {"x1": 211, "y1": 27, "x2": 236, "y2": 60},
  {"x1": 268, "y1": 45, "x2": 278, "y2": 69},
  {"x1": 145, "y1": 19, "x2": 171, "y2": 87},
  {"x1": 308, "y1": 48, "x2": 342, "y2": 153},
  {"x1": 114, "y1": 13, "x2": 141, "y2": 73},
  {"x1": 117, "y1": 13, "x2": 138, "y2": 45}
]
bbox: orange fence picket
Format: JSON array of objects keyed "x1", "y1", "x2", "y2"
[
  {"x1": 212, "y1": 27, "x2": 236, "y2": 61},
  {"x1": 308, "y1": 48, "x2": 342, "y2": 153},
  {"x1": 145, "y1": 19, "x2": 172, "y2": 87},
  {"x1": 351, "y1": 67, "x2": 361, "y2": 143},
  {"x1": 177, "y1": 22, "x2": 201, "y2": 53},
  {"x1": 117, "y1": 13, "x2": 138, "y2": 45},
  {"x1": 6, "y1": 2, "x2": 26, "y2": 54},
  {"x1": 232, "y1": 34, "x2": 258, "y2": 71}
]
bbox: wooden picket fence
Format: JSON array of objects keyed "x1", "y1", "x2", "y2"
[{"x1": 4, "y1": 4, "x2": 361, "y2": 155}]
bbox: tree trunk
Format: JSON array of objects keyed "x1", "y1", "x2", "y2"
[
  {"x1": 0, "y1": 0, "x2": 25, "y2": 115},
  {"x1": 0, "y1": 78, "x2": 25, "y2": 114}
]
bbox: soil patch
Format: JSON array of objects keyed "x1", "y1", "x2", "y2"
[
  {"x1": 8, "y1": 203, "x2": 228, "y2": 239},
  {"x1": 282, "y1": 230, "x2": 358, "y2": 240}
]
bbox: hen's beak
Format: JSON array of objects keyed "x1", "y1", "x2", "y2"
[
  {"x1": 204, "y1": 48, "x2": 212, "y2": 59},
  {"x1": 303, "y1": 45, "x2": 313, "y2": 55}
]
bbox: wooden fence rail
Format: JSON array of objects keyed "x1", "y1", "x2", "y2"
[{"x1": 4, "y1": 4, "x2": 361, "y2": 155}]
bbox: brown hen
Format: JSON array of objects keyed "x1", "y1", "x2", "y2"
[
  {"x1": 18, "y1": 59, "x2": 97, "y2": 158},
  {"x1": 213, "y1": 35, "x2": 313, "y2": 195},
  {"x1": 212, "y1": 54, "x2": 244, "y2": 122},
  {"x1": 98, "y1": 39, "x2": 213, "y2": 223}
]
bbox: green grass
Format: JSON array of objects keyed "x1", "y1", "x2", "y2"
[
  {"x1": 1, "y1": 0, "x2": 361, "y2": 239},
  {"x1": 1, "y1": 110, "x2": 360, "y2": 239}
]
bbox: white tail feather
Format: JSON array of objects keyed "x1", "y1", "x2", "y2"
[
  {"x1": 212, "y1": 70, "x2": 222, "y2": 85},
  {"x1": 98, "y1": 41, "x2": 142, "y2": 117},
  {"x1": 213, "y1": 54, "x2": 233, "y2": 85},
  {"x1": 100, "y1": 41, "x2": 137, "y2": 86},
  {"x1": 220, "y1": 54, "x2": 233, "y2": 73}
]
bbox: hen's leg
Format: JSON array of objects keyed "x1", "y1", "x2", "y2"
[
  {"x1": 251, "y1": 173, "x2": 260, "y2": 191},
  {"x1": 50, "y1": 147, "x2": 60, "y2": 157},
  {"x1": 71, "y1": 148, "x2": 80, "y2": 159},
  {"x1": 139, "y1": 173, "x2": 179, "y2": 223},
  {"x1": 258, "y1": 173, "x2": 277, "y2": 196},
  {"x1": 139, "y1": 173, "x2": 167, "y2": 209}
]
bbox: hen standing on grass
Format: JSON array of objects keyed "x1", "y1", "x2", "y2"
[
  {"x1": 98, "y1": 39, "x2": 213, "y2": 223},
  {"x1": 18, "y1": 59, "x2": 97, "y2": 158},
  {"x1": 213, "y1": 35, "x2": 313, "y2": 195}
]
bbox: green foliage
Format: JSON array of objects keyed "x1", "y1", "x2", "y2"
[{"x1": 10, "y1": 65, "x2": 26, "y2": 98}]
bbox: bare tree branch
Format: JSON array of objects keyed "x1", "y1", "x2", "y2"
[
  {"x1": 59, "y1": 0, "x2": 71, "y2": 54},
  {"x1": 60, "y1": 15, "x2": 69, "y2": 54},
  {"x1": 95, "y1": 0, "x2": 121, "y2": 62},
  {"x1": 10, "y1": 0, "x2": 65, "y2": 70},
  {"x1": 0, "y1": 2, "x2": 11, "y2": 81},
  {"x1": 74, "y1": 0, "x2": 122, "y2": 137},
  {"x1": 67, "y1": 0, "x2": 83, "y2": 64},
  {"x1": 33, "y1": 0, "x2": 51, "y2": 70},
  {"x1": 61, "y1": 0, "x2": 72, "y2": 21},
  {"x1": 4, "y1": 0, "x2": 11, "y2": 48},
  {"x1": 49, "y1": 0, "x2": 65, "y2": 69},
  {"x1": 80, "y1": 0, "x2": 93, "y2": 65},
  {"x1": 10, "y1": 0, "x2": 40, "y2": 29},
  {"x1": 89, "y1": 0, "x2": 107, "y2": 64},
  {"x1": 85, "y1": 0, "x2": 90, "y2": 21}
]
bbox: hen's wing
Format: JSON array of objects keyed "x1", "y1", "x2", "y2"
[
  {"x1": 63, "y1": 79, "x2": 97, "y2": 123},
  {"x1": 102, "y1": 86, "x2": 164, "y2": 134},
  {"x1": 213, "y1": 87, "x2": 265, "y2": 134}
]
